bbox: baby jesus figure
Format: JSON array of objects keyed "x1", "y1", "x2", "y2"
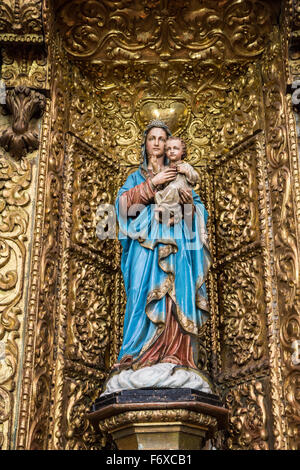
[{"x1": 150, "y1": 136, "x2": 199, "y2": 225}]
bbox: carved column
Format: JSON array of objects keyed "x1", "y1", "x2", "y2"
[
  {"x1": 0, "y1": 0, "x2": 48, "y2": 450},
  {"x1": 275, "y1": 0, "x2": 300, "y2": 450}
]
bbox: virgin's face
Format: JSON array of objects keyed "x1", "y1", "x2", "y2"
[{"x1": 145, "y1": 127, "x2": 167, "y2": 158}]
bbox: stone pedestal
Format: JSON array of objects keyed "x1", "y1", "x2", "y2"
[{"x1": 88, "y1": 388, "x2": 229, "y2": 450}]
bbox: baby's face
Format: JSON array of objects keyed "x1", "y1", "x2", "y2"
[{"x1": 165, "y1": 139, "x2": 184, "y2": 162}]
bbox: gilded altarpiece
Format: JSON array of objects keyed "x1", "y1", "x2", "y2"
[{"x1": 0, "y1": 0, "x2": 300, "y2": 450}]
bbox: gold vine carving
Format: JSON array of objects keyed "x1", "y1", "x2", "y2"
[
  {"x1": 70, "y1": 60, "x2": 263, "y2": 168},
  {"x1": 56, "y1": 0, "x2": 276, "y2": 61},
  {"x1": 0, "y1": 152, "x2": 33, "y2": 448},
  {"x1": 213, "y1": 144, "x2": 260, "y2": 258},
  {"x1": 0, "y1": 0, "x2": 43, "y2": 42},
  {"x1": 225, "y1": 380, "x2": 269, "y2": 450},
  {"x1": 219, "y1": 256, "x2": 265, "y2": 369}
]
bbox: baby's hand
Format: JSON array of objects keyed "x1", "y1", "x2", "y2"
[{"x1": 176, "y1": 163, "x2": 187, "y2": 175}]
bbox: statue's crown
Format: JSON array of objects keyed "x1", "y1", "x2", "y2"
[{"x1": 145, "y1": 119, "x2": 171, "y2": 136}]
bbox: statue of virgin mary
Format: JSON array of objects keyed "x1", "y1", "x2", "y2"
[{"x1": 101, "y1": 120, "x2": 212, "y2": 395}]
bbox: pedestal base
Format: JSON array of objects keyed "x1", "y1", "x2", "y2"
[{"x1": 88, "y1": 388, "x2": 229, "y2": 451}]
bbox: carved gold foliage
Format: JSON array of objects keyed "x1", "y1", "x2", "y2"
[
  {"x1": 109, "y1": 269, "x2": 126, "y2": 368},
  {"x1": 67, "y1": 258, "x2": 112, "y2": 368},
  {"x1": 218, "y1": 256, "x2": 265, "y2": 369},
  {"x1": 261, "y1": 28, "x2": 300, "y2": 449},
  {"x1": 285, "y1": 370, "x2": 300, "y2": 449},
  {"x1": 225, "y1": 380, "x2": 269, "y2": 450},
  {"x1": 213, "y1": 145, "x2": 260, "y2": 258},
  {"x1": 64, "y1": 369, "x2": 106, "y2": 450},
  {"x1": 73, "y1": 60, "x2": 262, "y2": 167},
  {"x1": 197, "y1": 323, "x2": 211, "y2": 374},
  {"x1": 1, "y1": 45, "x2": 48, "y2": 90},
  {"x1": 69, "y1": 67, "x2": 112, "y2": 152},
  {"x1": 288, "y1": 0, "x2": 300, "y2": 65},
  {"x1": 292, "y1": 0, "x2": 300, "y2": 29},
  {"x1": 0, "y1": 157, "x2": 31, "y2": 303},
  {"x1": 25, "y1": 44, "x2": 68, "y2": 450},
  {"x1": 56, "y1": 0, "x2": 276, "y2": 61},
  {"x1": 262, "y1": 31, "x2": 298, "y2": 309},
  {"x1": 187, "y1": 63, "x2": 263, "y2": 162},
  {"x1": 0, "y1": 0, "x2": 43, "y2": 42},
  {"x1": 0, "y1": 338, "x2": 17, "y2": 449},
  {"x1": 70, "y1": 139, "x2": 119, "y2": 268},
  {"x1": 0, "y1": 150, "x2": 33, "y2": 448}
]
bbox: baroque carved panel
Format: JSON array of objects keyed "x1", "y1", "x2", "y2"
[
  {"x1": 262, "y1": 27, "x2": 300, "y2": 449},
  {"x1": 0, "y1": 155, "x2": 31, "y2": 449},
  {"x1": 0, "y1": 0, "x2": 44, "y2": 47},
  {"x1": 208, "y1": 132, "x2": 286, "y2": 449},
  {"x1": 218, "y1": 254, "x2": 266, "y2": 371},
  {"x1": 224, "y1": 379, "x2": 270, "y2": 450},
  {"x1": 213, "y1": 142, "x2": 260, "y2": 259},
  {"x1": 69, "y1": 67, "x2": 111, "y2": 153},
  {"x1": 0, "y1": 107, "x2": 41, "y2": 448},
  {"x1": 1, "y1": 45, "x2": 49, "y2": 90},
  {"x1": 45, "y1": 126, "x2": 120, "y2": 448},
  {"x1": 67, "y1": 256, "x2": 112, "y2": 368},
  {"x1": 63, "y1": 366, "x2": 107, "y2": 450},
  {"x1": 16, "y1": 36, "x2": 70, "y2": 450},
  {"x1": 55, "y1": 0, "x2": 279, "y2": 62},
  {"x1": 70, "y1": 138, "x2": 119, "y2": 268},
  {"x1": 69, "y1": 60, "x2": 263, "y2": 169}
]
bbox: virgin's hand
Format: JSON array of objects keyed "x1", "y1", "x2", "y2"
[
  {"x1": 179, "y1": 188, "x2": 193, "y2": 205},
  {"x1": 151, "y1": 168, "x2": 177, "y2": 186}
]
